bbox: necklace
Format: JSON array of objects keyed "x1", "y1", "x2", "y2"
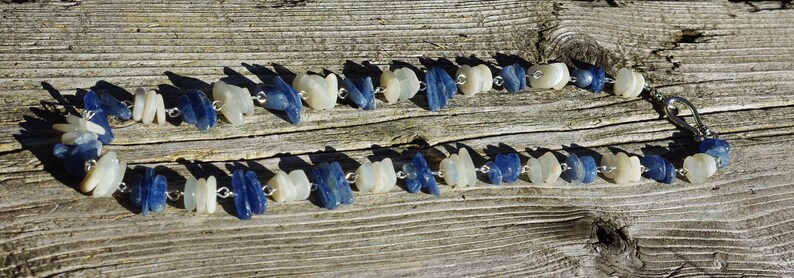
[{"x1": 49, "y1": 60, "x2": 730, "y2": 219}]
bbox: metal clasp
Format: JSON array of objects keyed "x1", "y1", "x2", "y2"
[{"x1": 662, "y1": 96, "x2": 718, "y2": 141}]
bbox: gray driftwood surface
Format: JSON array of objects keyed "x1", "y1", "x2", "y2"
[{"x1": 1, "y1": 0, "x2": 793, "y2": 277}]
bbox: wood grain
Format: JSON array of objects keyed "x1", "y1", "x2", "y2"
[{"x1": 1, "y1": 0, "x2": 794, "y2": 277}]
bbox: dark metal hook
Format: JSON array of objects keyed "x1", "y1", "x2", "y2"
[{"x1": 662, "y1": 96, "x2": 717, "y2": 141}]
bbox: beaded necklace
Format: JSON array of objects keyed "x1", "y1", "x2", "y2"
[{"x1": 50, "y1": 60, "x2": 730, "y2": 219}]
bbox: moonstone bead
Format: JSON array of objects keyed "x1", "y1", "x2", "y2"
[
  {"x1": 526, "y1": 157, "x2": 543, "y2": 184},
  {"x1": 355, "y1": 162, "x2": 375, "y2": 192},
  {"x1": 289, "y1": 170, "x2": 312, "y2": 200},
  {"x1": 130, "y1": 167, "x2": 167, "y2": 216},
  {"x1": 343, "y1": 76, "x2": 376, "y2": 110},
  {"x1": 141, "y1": 90, "x2": 157, "y2": 125},
  {"x1": 614, "y1": 68, "x2": 645, "y2": 98},
  {"x1": 601, "y1": 153, "x2": 620, "y2": 180},
  {"x1": 538, "y1": 152, "x2": 561, "y2": 184},
  {"x1": 500, "y1": 63, "x2": 527, "y2": 93},
  {"x1": 449, "y1": 154, "x2": 468, "y2": 187},
  {"x1": 80, "y1": 151, "x2": 117, "y2": 193},
  {"x1": 92, "y1": 160, "x2": 125, "y2": 197},
  {"x1": 268, "y1": 171, "x2": 297, "y2": 202},
  {"x1": 195, "y1": 178, "x2": 207, "y2": 213},
  {"x1": 293, "y1": 73, "x2": 337, "y2": 110},
  {"x1": 380, "y1": 158, "x2": 398, "y2": 192},
  {"x1": 213, "y1": 80, "x2": 248, "y2": 126},
  {"x1": 572, "y1": 69, "x2": 593, "y2": 89},
  {"x1": 132, "y1": 88, "x2": 146, "y2": 121},
  {"x1": 684, "y1": 153, "x2": 717, "y2": 183},
  {"x1": 580, "y1": 155, "x2": 598, "y2": 183},
  {"x1": 184, "y1": 176, "x2": 197, "y2": 211},
  {"x1": 52, "y1": 132, "x2": 101, "y2": 177},
  {"x1": 564, "y1": 154, "x2": 585, "y2": 183},
  {"x1": 439, "y1": 158, "x2": 458, "y2": 186},
  {"x1": 459, "y1": 148, "x2": 477, "y2": 187},
  {"x1": 260, "y1": 76, "x2": 302, "y2": 124},
  {"x1": 699, "y1": 138, "x2": 730, "y2": 169},
  {"x1": 231, "y1": 169, "x2": 267, "y2": 219},
  {"x1": 99, "y1": 93, "x2": 131, "y2": 120},
  {"x1": 456, "y1": 65, "x2": 484, "y2": 96},
  {"x1": 612, "y1": 152, "x2": 634, "y2": 184},
  {"x1": 398, "y1": 68, "x2": 421, "y2": 100},
  {"x1": 380, "y1": 70, "x2": 401, "y2": 103},
  {"x1": 205, "y1": 176, "x2": 217, "y2": 213},
  {"x1": 527, "y1": 63, "x2": 570, "y2": 90},
  {"x1": 485, "y1": 161, "x2": 502, "y2": 185},
  {"x1": 476, "y1": 64, "x2": 493, "y2": 92},
  {"x1": 494, "y1": 153, "x2": 521, "y2": 183},
  {"x1": 177, "y1": 90, "x2": 217, "y2": 132},
  {"x1": 83, "y1": 91, "x2": 114, "y2": 144}
]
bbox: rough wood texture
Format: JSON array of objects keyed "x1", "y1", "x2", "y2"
[{"x1": 1, "y1": 0, "x2": 793, "y2": 277}]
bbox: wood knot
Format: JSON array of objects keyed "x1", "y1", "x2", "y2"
[{"x1": 590, "y1": 219, "x2": 644, "y2": 270}]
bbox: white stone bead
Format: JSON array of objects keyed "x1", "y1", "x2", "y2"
[
  {"x1": 614, "y1": 68, "x2": 635, "y2": 98},
  {"x1": 381, "y1": 158, "x2": 398, "y2": 192},
  {"x1": 459, "y1": 148, "x2": 478, "y2": 187},
  {"x1": 601, "y1": 153, "x2": 620, "y2": 180},
  {"x1": 539, "y1": 152, "x2": 561, "y2": 184},
  {"x1": 380, "y1": 70, "x2": 401, "y2": 103},
  {"x1": 289, "y1": 170, "x2": 312, "y2": 201},
  {"x1": 269, "y1": 171, "x2": 296, "y2": 202},
  {"x1": 239, "y1": 87, "x2": 255, "y2": 116},
  {"x1": 132, "y1": 87, "x2": 146, "y2": 121},
  {"x1": 355, "y1": 162, "x2": 375, "y2": 193},
  {"x1": 528, "y1": 63, "x2": 570, "y2": 90},
  {"x1": 80, "y1": 151, "x2": 117, "y2": 193},
  {"x1": 64, "y1": 114, "x2": 106, "y2": 135},
  {"x1": 184, "y1": 176, "x2": 197, "y2": 211},
  {"x1": 93, "y1": 160, "x2": 125, "y2": 197},
  {"x1": 439, "y1": 158, "x2": 458, "y2": 186},
  {"x1": 371, "y1": 161, "x2": 386, "y2": 193},
  {"x1": 697, "y1": 153, "x2": 718, "y2": 177},
  {"x1": 155, "y1": 93, "x2": 166, "y2": 125},
  {"x1": 613, "y1": 152, "x2": 633, "y2": 184},
  {"x1": 456, "y1": 65, "x2": 484, "y2": 96},
  {"x1": 450, "y1": 154, "x2": 468, "y2": 187},
  {"x1": 296, "y1": 73, "x2": 336, "y2": 110},
  {"x1": 624, "y1": 72, "x2": 645, "y2": 98},
  {"x1": 91, "y1": 158, "x2": 119, "y2": 197},
  {"x1": 684, "y1": 154, "x2": 717, "y2": 184},
  {"x1": 205, "y1": 175, "x2": 217, "y2": 214},
  {"x1": 195, "y1": 178, "x2": 207, "y2": 213},
  {"x1": 213, "y1": 81, "x2": 244, "y2": 125},
  {"x1": 476, "y1": 64, "x2": 493, "y2": 92},
  {"x1": 142, "y1": 90, "x2": 157, "y2": 124},
  {"x1": 394, "y1": 68, "x2": 412, "y2": 101},
  {"x1": 61, "y1": 131, "x2": 98, "y2": 145},
  {"x1": 397, "y1": 68, "x2": 420, "y2": 99},
  {"x1": 324, "y1": 73, "x2": 339, "y2": 109},
  {"x1": 52, "y1": 123, "x2": 80, "y2": 133},
  {"x1": 629, "y1": 156, "x2": 642, "y2": 182},
  {"x1": 526, "y1": 157, "x2": 543, "y2": 184}
]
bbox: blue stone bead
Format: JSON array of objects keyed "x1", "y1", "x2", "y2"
[
  {"x1": 495, "y1": 153, "x2": 521, "y2": 183},
  {"x1": 231, "y1": 169, "x2": 252, "y2": 219},
  {"x1": 344, "y1": 77, "x2": 376, "y2": 111},
  {"x1": 641, "y1": 155, "x2": 667, "y2": 182},
  {"x1": 331, "y1": 162, "x2": 354, "y2": 205},
  {"x1": 130, "y1": 173, "x2": 145, "y2": 213},
  {"x1": 149, "y1": 174, "x2": 168, "y2": 214},
  {"x1": 572, "y1": 69, "x2": 593, "y2": 89},
  {"x1": 402, "y1": 162, "x2": 421, "y2": 193},
  {"x1": 244, "y1": 171, "x2": 267, "y2": 215},
  {"x1": 83, "y1": 91, "x2": 114, "y2": 144},
  {"x1": 178, "y1": 90, "x2": 216, "y2": 132},
  {"x1": 311, "y1": 162, "x2": 341, "y2": 210},
  {"x1": 586, "y1": 66, "x2": 606, "y2": 93},
  {"x1": 580, "y1": 155, "x2": 598, "y2": 183},
  {"x1": 438, "y1": 68, "x2": 457, "y2": 99},
  {"x1": 425, "y1": 67, "x2": 452, "y2": 112},
  {"x1": 699, "y1": 138, "x2": 730, "y2": 169},
  {"x1": 564, "y1": 154, "x2": 585, "y2": 183},
  {"x1": 262, "y1": 76, "x2": 303, "y2": 124},
  {"x1": 99, "y1": 93, "x2": 131, "y2": 120},
  {"x1": 485, "y1": 161, "x2": 502, "y2": 185},
  {"x1": 261, "y1": 84, "x2": 289, "y2": 111},
  {"x1": 411, "y1": 153, "x2": 439, "y2": 196},
  {"x1": 52, "y1": 133, "x2": 101, "y2": 177},
  {"x1": 501, "y1": 63, "x2": 527, "y2": 93},
  {"x1": 662, "y1": 159, "x2": 676, "y2": 184}
]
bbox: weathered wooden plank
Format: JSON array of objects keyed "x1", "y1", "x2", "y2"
[{"x1": 1, "y1": 0, "x2": 794, "y2": 277}]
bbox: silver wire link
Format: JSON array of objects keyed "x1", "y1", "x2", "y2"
[
  {"x1": 298, "y1": 90, "x2": 309, "y2": 99},
  {"x1": 596, "y1": 166, "x2": 615, "y2": 174},
  {"x1": 262, "y1": 184, "x2": 276, "y2": 196},
  {"x1": 255, "y1": 91, "x2": 267, "y2": 104},
  {"x1": 434, "y1": 170, "x2": 444, "y2": 178},
  {"x1": 493, "y1": 76, "x2": 504, "y2": 86},
  {"x1": 604, "y1": 77, "x2": 615, "y2": 83},
  {"x1": 374, "y1": 87, "x2": 387, "y2": 94},
  {"x1": 338, "y1": 88, "x2": 349, "y2": 99},
  {"x1": 84, "y1": 159, "x2": 97, "y2": 173},
  {"x1": 455, "y1": 75, "x2": 467, "y2": 85},
  {"x1": 117, "y1": 182, "x2": 131, "y2": 193},
  {"x1": 122, "y1": 100, "x2": 134, "y2": 109},
  {"x1": 418, "y1": 81, "x2": 427, "y2": 92},
  {"x1": 560, "y1": 163, "x2": 570, "y2": 171},
  {"x1": 166, "y1": 107, "x2": 181, "y2": 118},
  {"x1": 531, "y1": 69, "x2": 543, "y2": 79},
  {"x1": 477, "y1": 164, "x2": 491, "y2": 173},
  {"x1": 345, "y1": 172, "x2": 358, "y2": 183},
  {"x1": 211, "y1": 101, "x2": 225, "y2": 111},
  {"x1": 521, "y1": 165, "x2": 530, "y2": 174},
  {"x1": 167, "y1": 190, "x2": 183, "y2": 201},
  {"x1": 216, "y1": 187, "x2": 235, "y2": 198},
  {"x1": 82, "y1": 110, "x2": 96, "y2": 121},
  {"x1": 396, "y1": 170, "x2": 408, "y2": 179}
]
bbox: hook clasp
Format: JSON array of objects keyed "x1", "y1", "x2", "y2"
[{"x1": 662, "y1": 96, "x2": 718, "y2": 141}]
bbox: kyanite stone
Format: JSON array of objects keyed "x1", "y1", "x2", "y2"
[
  {"x1": 331, "y1": 162, "x2": 354, "y2": 205},
  {"x1": 231, "y1": 169, "x2": 251, "y2": 219},
  {"x1": 699, "y1": 138, "x2": 730, "y2": 168},
  {"x1": 402, "y1": 162, "x2": 421, "y2": 193},
  {"x1": 572, "y1": 69, "x2": 593, "y2": 89},
  {"x1": 641, "y1": 155, "x2": 667, "y2": 182},
  {"x1": 311, "y1": 162, "x2": 341, "y2": 210},
  {"x1": 83, "y1": 91, "x2": 114, "y2": 144},
  {"x1": 586, "y1": 66, "x2": 606, "y2": 93},
  {"x1": 261, "y1": 76, "x2": 303, "y2": 124},
  {"x1": 177, "y1": 90, "x2": 217, "y2": 132},
  {"x1": 99, "y1": 93, "x2": 132, "y2": 120},
  {"x1": 662, "y1": 159, "x2": 676, "y2": 184},
  {"x1": 412, "y1": 153, "x2": 439, "y2": 196},
  {"x1": 344, "y1": 77, "x2": 376, "y2": 110},
  {"x1": 580, "y1": 155, "x2": 597, "y2": 183},
  {"x1": 130, "y1": 167, "x2": 167, "y2": 216},
  {"x1": 500, "y1": 63, "x2": 527, "y2": 93},
  {"x1": 564, "y1": 154, "x2": 585, "y2": 183},
  {"x1": 494, "y1": 153, "x2": 521, "y2": 183},
  {"x1": 53, "y1": 132, "x2": 101, "y2": 177},
  {"x1": 437, "y1": 67, "x2": 457, "y2": 99},
  {"x1": 485, "y1": 161, "x2": 502, "y2": 185},
  {"x1": 425, "y1": 67, "x2": 451, "y2": 112},
  {"x1": 244, "y1": 171, "x2": 267, "y2": 215}
]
